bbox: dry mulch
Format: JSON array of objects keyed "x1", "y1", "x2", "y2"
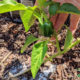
[{"x1": 0, "y1": 14, "x2": 80, "y2": 80}]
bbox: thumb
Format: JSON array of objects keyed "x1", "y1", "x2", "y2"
[
  {"x1": 70, "y1": 14, "x2": 80, "y2": 35},
  {"x1": 50, "y1": 13, "x2": 68, "y2": 32},
  {"x1": 50, "y1": 13, "x2": 68, "y2": 40}
]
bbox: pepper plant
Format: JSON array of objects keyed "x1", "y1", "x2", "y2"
[{"x1": 0, "y1": 0, "x2": 80, "y2": 79}]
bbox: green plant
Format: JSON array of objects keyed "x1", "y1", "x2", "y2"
[
  {"x1": 77, "y1": 68, "x2": 80, "y2": 77},
  {"x1": 0, "y1": 0, "x2": 80, "y2": 79}
]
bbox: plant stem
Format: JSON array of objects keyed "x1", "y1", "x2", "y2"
[
  {"x1": 45, "y1": 54, "x2": 53, "y2": 61},
  {"x1": 44, "y1": 38, "x2": 80, "y2": 63},
  {"x1": 16, "y1": 38, "x2": 80, "y2": 76},
  {"x1": 69, "y1": 38, "x2": 80, "y2": 49},
  {"x1": 44, "y1": 50, "x2": 65, "y2": 63},
  {"x1": 53, "y1": 30, "x2": 61, "y2": 52},
  {"x1": 64, "y1": 24, "x2": 68, "y2": 29}
]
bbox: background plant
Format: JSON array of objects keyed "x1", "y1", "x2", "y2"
[{"x1": 0, "y1": 0, "x2": 80, "y2": 79}]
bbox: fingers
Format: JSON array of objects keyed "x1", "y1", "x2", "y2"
[
  {"x1": 34, "y1": 0, "x2": 38, "y2": 5},
  {"x1": 50, "y1": 14, "x2": 58, "y2": 26},
  {"x1": 54, "y1": 13, "x2": 68, "y2": 32},
  {"x1": 70, "y1": 14, "x2": 80, "y2": 35},
  {"x1": 50, "y1": 13, "x2": 68, "y2": 40}
]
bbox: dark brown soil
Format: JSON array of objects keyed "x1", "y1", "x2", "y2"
[{"x1": 0, "y1": 14, "x2": 80, "y2": 80}]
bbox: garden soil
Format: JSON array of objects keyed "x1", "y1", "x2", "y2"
[{"x1": 0, "y1": 14, "x2": 80, "y2": 80}]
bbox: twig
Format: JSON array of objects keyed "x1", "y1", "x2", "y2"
[
  {"x1": 53, "y1": 29, "x2": 61, "y2": 52},
  {"x1": 0, "y1": 52, "x2": 11, "y2": 65},
  {"x1": 44, "y1": 38, "x2": 80, "y2": 63}
]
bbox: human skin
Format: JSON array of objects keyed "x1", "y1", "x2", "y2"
[
  {"x1": 51, "y1": 0, "x2": 80, "y2": 35},
  {"x1": 35, "y1": 0, "x2": 80, "y2": 35}
]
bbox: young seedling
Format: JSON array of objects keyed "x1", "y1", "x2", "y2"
[{"x1": 0, "y1": 0, "x2": 80, "y2": 79}]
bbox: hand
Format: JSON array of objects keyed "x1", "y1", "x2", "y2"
[{"x1": 50, "y1": 0, "x2": 80, "y2": 35}]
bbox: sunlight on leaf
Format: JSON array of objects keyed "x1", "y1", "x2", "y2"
[
  {"x1": 31, "y1": 41, "x2": 48, "y2": 78},
  {"x1": 0, "y1": 0, "x2": 26, "y2": 13},
  {"x1": 20, "y1": 6, "x2": 37, "y2": 32},
  {"x1": 3, "y1": 0, "x2": 17, "y2": 4},
  {"x1": 64, "y1": 28, "x2": 73, "y2": 50}
]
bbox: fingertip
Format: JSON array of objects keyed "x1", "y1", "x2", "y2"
[{"x1": 70, "y1": 14, "x2": 80, "y2": 35}]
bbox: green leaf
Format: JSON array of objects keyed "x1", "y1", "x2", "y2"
[
  {"x1": 21, "y1": 35, "x2": 38, "y2": 53},
  {"x1": 20, "y1": 6, "x2": 37, "y2": 32},
  {"x1": 3, "y1": 0, "x2": 17, "y2": 4},
  {"x1": 49, "y1": 3, "x2": 60, "y2": 15},
  {"x1": 31, "y1": 41, "x2": 48, "y2": 78},
  {"x1": 64, "y1": 28, "x2": 73, "y2": 50},
  {"x1": 77, "y1": 74, "x2": 80, "y2": 77},
  {"x1": 40, "y1": 21, "x2": 53, "y2": 37},
  {"x1": 58, "y1": 3, "x2": 80, "y2": 14},
  {"x1": 34, "y1": 9, "x2": 43, "y2": 25},
  {"x1": 43, "y1": 1, "x2": 53, "y2": 7},
  {"x1": 0, "y1": 0, "x2": 26, "y2": 14}
]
